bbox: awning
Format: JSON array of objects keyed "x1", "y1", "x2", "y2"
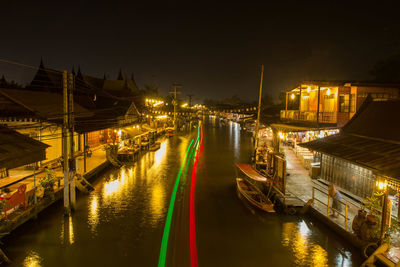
[
  {"x1": 122, "y1": 127, "x2": 147, "y2": 137},
  {"x1": 0, "y1": 126, "x2": 49, "y2": 169},
  {"x1": 271, "y1": 122, "x2": 337, "y2": 132},
  {"x1": 236, "y1": 163, "x2": 269, "y2": 182},
  {"x1": 142, "y1": 124, "x2": 156, "y2": 132}
]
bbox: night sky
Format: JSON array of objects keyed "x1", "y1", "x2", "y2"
[{"x1": 1, "y1": 2, "x2": 399, "y2": 102}]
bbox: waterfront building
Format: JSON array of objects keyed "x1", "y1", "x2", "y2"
[
  {"x1": 272, "y1": 81, "x2": 400, "y2": 147},
  {"x1": 0, "y1": 61, "x2": 143, "y2": 179},
  {"x1": 300, "y1": 98, "x2": 400, "y2": 211}
]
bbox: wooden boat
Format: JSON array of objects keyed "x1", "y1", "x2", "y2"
[
  {"x1": 165, "y1": 128, "x2": 174, "y2": 137},
  {"x1": 236, "y1": 177, "x2": 275, "y2": 213},
  {"x1": 149, "y1": 141, "x2": 161, "y2": 151}
]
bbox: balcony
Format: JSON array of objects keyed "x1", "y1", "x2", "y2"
[{"x1": 281, "y1": 110, "x2": 336, "y2": 124}]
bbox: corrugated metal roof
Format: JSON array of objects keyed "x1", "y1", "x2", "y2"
[
  {"x1": 300, "y1": 99, "x2": 400, "y2": 179},
  {"x1": 0, "y1": 125, "x2": 49, "y2": 169},
  {"x1": 342, "y1": 100, "x2": 400, "y2": 142},
  {"x1": 300, "y1": 134, "x2": 400, "y2": 179}
]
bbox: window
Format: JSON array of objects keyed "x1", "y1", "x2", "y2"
[
  {"x1": 339, "y1": 94, "x2": 349, "y2": 112},
  {"x1": 323, "y1": 95, "x2": 335, "y2": 112},
  {"x1": 350, "y1": 94, "x2": 355, "y2": 112},
  {"x1": 339, "y1": 94, "x2": 355, "y2": 113}
]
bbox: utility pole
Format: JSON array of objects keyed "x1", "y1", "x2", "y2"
[
  {"x1": 68, "y1": 72, "x2": 76, "y2": 210},
  {"x1": 62, "y1": 71, "x2": 70, "y2": 215},
  {"x1": 170, "y1": 84, "x2": 182, "y2": 129},
  {"x1": 254, "y1": 65, "x2": 264, "y2": 153},
  {"x1": 187, "y1": 94, "x2": 193, "y2": 108}
]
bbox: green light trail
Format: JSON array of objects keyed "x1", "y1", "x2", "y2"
[{"x1": 158, "y1": 139, "x2": 194, "y2": 267}]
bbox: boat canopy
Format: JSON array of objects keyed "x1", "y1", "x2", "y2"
[{"x1": 236, "y1": 163, "x2": 272, "y2": 183}]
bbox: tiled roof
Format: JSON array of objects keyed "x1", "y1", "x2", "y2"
[{"x1": 0, "y1": 125, "x2": 49, "y2": 169}]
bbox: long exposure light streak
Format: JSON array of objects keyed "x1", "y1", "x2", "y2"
[
  {"x1": 190, "y1": 123, "x2": 203, "y2": 267},
  {"x1": 158, "y1": 139, "x2": 194, "y2": 267}
]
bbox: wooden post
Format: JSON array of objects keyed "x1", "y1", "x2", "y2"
[
  {"x1": 254, "y1": 64, "x2": 264, "y2": 153},
  {"x1": 380, "y1": 191, "x2": 389, "y2": 243},
  {"x1": 345, "y1": 204, "x2": 348, "y2": 230},
  {"x1": 83, "y1": 133, "x2": 87, "y2": 173},
  {"x1": 68, "y1": 72, "x2": 76, "y2": 210},
  {"x1": 312, "y1": 187, "x2": 315, "y2": 207},
  {"x1": 62, "y1": 70, "x2": 70, "y2": 215},
  {"x1": 317, "y1": 85, "x2": 321, "y2": 125},
  {"x1": 299, "y1": 87, "x2": 302, "y2": 120},
  {"x1": 285, "y1": 92, "x2": 288, "y2": 112},
  {"x1": 33, "y1": 167, "x2": 37, "y2": 203},
  {"x1": 327, "y1": 195, "x2": 330, "y2": 216}
]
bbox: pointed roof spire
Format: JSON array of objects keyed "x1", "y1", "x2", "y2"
[
  {"x1": 103, "y1": 73, "x2": 107, "y2": 80},
  {"x1": 130, "y1": 73, "x2": 135, "y2": 81},
  {"x1": 77, "y1": 65, "x2": 82, "y2": 76},
  {"x1": 0, "y1": 75, "x2": 7, "y2": 87},
  {"x1": 117, "y1": 69, "x2": 123, "y2": 80},
  {"x1": 71, "y1": 65, "x2": 75, "y2": 75},
  {"x1": 39, "y1": 57, "x2": 45, "y2": 69}
]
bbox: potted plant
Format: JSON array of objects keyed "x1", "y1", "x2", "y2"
[{"x1": 40, "y1": 168, "x2": 57, "y2": 197}]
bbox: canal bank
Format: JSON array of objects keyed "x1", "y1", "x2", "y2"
[
  {"x1": 1, "y1": 119, "x2": 361, "y2": 266},
  {"x1": 0, "y1": 148, "x2": 111, "y2": 236}
]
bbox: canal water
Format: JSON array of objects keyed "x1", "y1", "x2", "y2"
[{"x1": 3, "y1": 117, "x2": 361, "y2": 266}]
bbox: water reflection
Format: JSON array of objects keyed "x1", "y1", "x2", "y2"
[
  {"x1": 154, "y1": 140, "x2": 167, "y2": 168},
  {"x1": 60, "y1": 214, "x2": 75, "y2": 245},
  {"x1": 69, "y1": 215, "x2": 75, "y2": 245},
  {"x1": 281, "y1": 220, "x2": 328, "y2": 266},
  {"x1": 151, "y1": 183, "x2": 165, "y2": 221},
  {"x1": 23, "y1": 250, "x2": 42, "y2": 267},
  {"x1": 88, "y1": 194, "x2": 99, "y2": 233},
  {"x1": 233, "y1": 122, "x2": 240, "y2": 159}
]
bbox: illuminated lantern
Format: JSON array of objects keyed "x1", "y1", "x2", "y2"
[{"x1": 327, "y1": 88, "x2": 331, "y2": 96}]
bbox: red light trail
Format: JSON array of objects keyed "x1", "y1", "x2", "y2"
[{"x1": 190, "y1": 124, "x2": 203, "y2": 267}]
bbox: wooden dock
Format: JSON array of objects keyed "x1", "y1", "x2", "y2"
[{"x1": 270, "y1": 188, "x2": 305, "y2": 215}]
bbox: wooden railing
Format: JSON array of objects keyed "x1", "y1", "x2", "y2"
[
  {"x1": 312, "y1": 186, "x2": 350, "y2": 230},
  {"x1": 280, "y1": 110, "x2": 337, "y2": 123}
]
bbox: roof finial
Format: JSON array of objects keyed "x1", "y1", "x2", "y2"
[
  {"x1": 103, "y1": 73, "x2": 107, "y2": 80},
  {"x1": 117, "y1": 69, "x2": 123, "y2": 80},
  {"x1": 39, "y1": 57, "x2": 44, "y2": 69},
  {"x1": 71, "y1": 65, "x2": 75, "y2": 75}
]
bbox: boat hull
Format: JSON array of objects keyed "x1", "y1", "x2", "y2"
[{"x1": 236, "y1": 178, "x2": 275, "y2": 213}]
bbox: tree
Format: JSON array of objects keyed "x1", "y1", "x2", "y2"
[
  {"x1": 261, "y1": 93, "x2": 274, "y2": 107},
  {"x1": 143, "y1": 84, "x2": 159, "y2": 97},
  {"x1": 369, "y1": 54, "x2": 400, "y2": 82}
]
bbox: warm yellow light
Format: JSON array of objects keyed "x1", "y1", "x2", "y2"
[
  {"x1": 291, "y1": 93, "x2": 295, "y2": 100},
  {"x1": 326, "y1": 88, "x2": 331, "y2": 96},
  {"x1": 181, "y1": 103, "x2": 188, "y2": 108},
  {"x1": 307, "y1": 86, "x2": 311, "y2": 93},
  {"x1": 279, "y1": 132, "x2": 284, "y2": 139},
  {"x1": 376, "y1": 180, "x2": 388, "y2": 191}
]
